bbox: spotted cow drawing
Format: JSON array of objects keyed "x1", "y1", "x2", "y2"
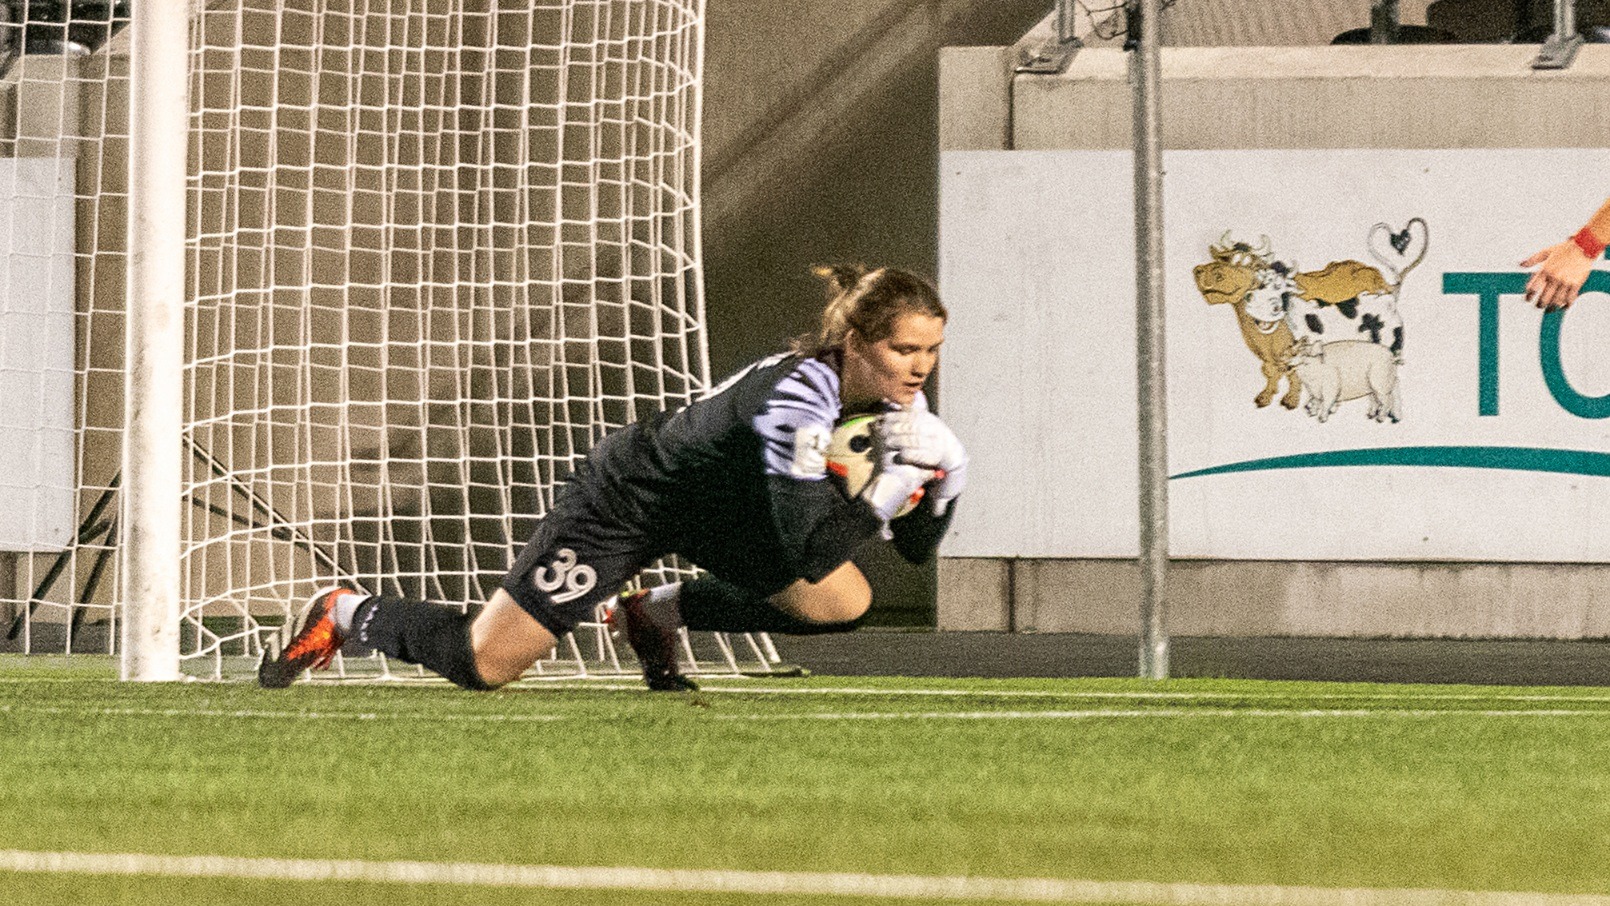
[{"x1": 1194, "y1": 219, "x2": 1427, "y2": 422}]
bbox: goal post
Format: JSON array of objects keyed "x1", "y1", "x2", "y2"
[
  {"x1": 121, "y1": 0, "x2": 189, "y2": 682},
  {"x1": 2, "y1": 0, "x2": 775, "y2": 682}
]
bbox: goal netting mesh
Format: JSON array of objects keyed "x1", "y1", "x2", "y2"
[{"x1": 3, "y1": 0, "x2": 782, "y2": 681}]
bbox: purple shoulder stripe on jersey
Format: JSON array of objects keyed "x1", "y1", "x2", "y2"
[{"x1": 753, "y1": 358, "x2": 842, "y2": 480}]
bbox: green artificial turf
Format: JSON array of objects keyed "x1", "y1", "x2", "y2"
[{"x1": 3, "y1": 654, "x2": 1610, "y2": 904}]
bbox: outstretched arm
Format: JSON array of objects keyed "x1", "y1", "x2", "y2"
[{"x1": 1523, "y1": 196, "x2": 1610, "y2": 312}]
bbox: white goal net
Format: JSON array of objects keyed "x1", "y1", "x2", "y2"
[{"x1": 2, "y1": 0, "x2": 782, "y2": 681}]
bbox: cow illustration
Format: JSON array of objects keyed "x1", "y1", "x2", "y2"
[
  {"x1": 1287, "y1": 260, "x2": 1402, "y2": 357},
  {"x1": 1192, "y1": 234, "x2": 1302, "y2": 410},
  {"x1": 1197, "y1": 220, "x2": 1427, "y2": 421},
  {"x1": 1285, "y1": 219, "x2": 1428, "y2": 357}
]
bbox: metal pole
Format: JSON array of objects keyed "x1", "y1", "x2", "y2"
[
  {"x1": 1055, "y1": 0, "x2": 1075, "y2": 44},
  {"x1": 1132, "y1": 0, "x2": 1169, "y2": 680},
  {"x1": 121, "y1": 0, "x2": 189, "y2": 681},
  {"x1": 1532, "y1": 0, "x2": 1582, "y2": 69},
  {"x1": 1555, "y1": 0, "x2": 1577, "y2": 37}
]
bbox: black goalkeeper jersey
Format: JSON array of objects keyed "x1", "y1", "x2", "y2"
[{"x1": 563, "y1": 352, "x2": 951, "y2": 595}]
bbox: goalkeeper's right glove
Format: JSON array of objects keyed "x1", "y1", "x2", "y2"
[{"x1": 860, "y1": 457, "x2": 935, "y2": 523}]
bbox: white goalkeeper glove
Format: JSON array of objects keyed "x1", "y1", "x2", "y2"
[
  {"x1": 877, "y1": 409, "x2": 968, "y2": 515},
  {"x1": 859, "y1": 457, "x2": 935, "y2": 523}
]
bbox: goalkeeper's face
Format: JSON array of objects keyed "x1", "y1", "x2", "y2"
[{"x1": 842, "y1": 312, "x2": 945, "y2": 408}]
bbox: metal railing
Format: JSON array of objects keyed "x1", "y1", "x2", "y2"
[{"x1": 1533, "y1": 0, "x2": 1584, "y2": 69}]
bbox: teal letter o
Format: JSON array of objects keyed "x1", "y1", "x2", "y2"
[{"x1": 1540, "y1": 271, "x2": 1610, "y2": 418}]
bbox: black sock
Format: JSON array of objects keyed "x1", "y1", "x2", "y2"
[
  {"x1": 678, "y1": 577, "x2": 865, "y2": 636},
  {"x1": 351, "y1": 595, "x2": 495, "y2": 690}
]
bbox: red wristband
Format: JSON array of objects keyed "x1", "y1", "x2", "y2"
[{"x1": 1572, "y1": 226, "x2": 1606, "y2": 260}]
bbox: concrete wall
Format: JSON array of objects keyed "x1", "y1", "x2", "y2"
[
  {"x1": 1012, "y1": 45, "x2": 1610, "y2": 151},
  {"x1": 700, "y1": 0, "x2": 1050, "y2": 375},
  {"x1": 940, "y1": 558, "x2": 1610, "y2": 638},
  {"x1": 937, "y1": 31, "x2": 1610, "y2": 639}
]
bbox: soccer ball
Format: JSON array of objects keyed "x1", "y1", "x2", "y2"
[{"x1": 826, "y1": 415, "x2": 924, "y2": 518}]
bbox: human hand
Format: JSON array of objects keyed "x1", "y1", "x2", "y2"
[
  {"x1": 876, "y1": 409, "x2": 967, "y2": 514},
  {"x1": 1522, "y1": 240, "x2": 1594, "y2": 311},
  {"x1": 859, "y1": 458, "x2": 935, "y2": 522},
  {"x1": 876, "y1": 410, "x2": 953, "y2": 468}
]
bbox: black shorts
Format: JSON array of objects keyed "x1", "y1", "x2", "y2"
[{"x1": 500, "y1": 480, "x2": 662, "y2": 638}]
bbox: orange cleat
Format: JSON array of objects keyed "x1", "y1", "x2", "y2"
[{"x1": 257, "y1": 586, "x2": 352, "y2": 689}]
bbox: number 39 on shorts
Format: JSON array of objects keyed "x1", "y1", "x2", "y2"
[{"x1": 532, "y1": 548, "x2": 597, "y2": 604}]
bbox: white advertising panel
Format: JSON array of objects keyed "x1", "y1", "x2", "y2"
[
  {"x1": 940, "y1": 148, "x2": 1610, "y2": 562},
  {"x1": 0, "y1": 158, "x2": 76, "y2": 552}
]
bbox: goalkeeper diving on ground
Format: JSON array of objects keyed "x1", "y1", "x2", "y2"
[{"x1": 258, "y1": 265, "x2": 968, "y2": 692}]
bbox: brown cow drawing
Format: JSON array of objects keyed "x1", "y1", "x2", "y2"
[{"x1": 1193, "y1": 234, "x2": 1302, "y2": 410}]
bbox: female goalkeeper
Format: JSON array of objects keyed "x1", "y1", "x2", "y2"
[{"x1": 258, "y1": 265, "x2": 968, "y2": 691}]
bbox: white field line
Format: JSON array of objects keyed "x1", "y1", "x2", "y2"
[
  {"x1": 4, "y1": 702, "x2": 1610, "y2": 724},
  {"x1": 710, "y1": 708, "x2": 1610, "y2": 722},
  {"x1": 667, "y1": 683, "x2": 1610, "y2": 705},
  {"x1": 223, "y1": 678, "x2": 1610, "y2": 705},
  {"x1": 0, "y1": 704, "x2": 565, "y2": 723},
  {"x1": 2, "y1": 849, "x2": 1609, "y2": 906},
  {"x1": 496, "y1": 674, "x2": 1610, "y2": 704},
  {"x1": 8, "y1": 674, "x2": 1610, "y2": 707}
]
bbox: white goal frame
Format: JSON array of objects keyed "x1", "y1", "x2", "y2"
[
  {"x1": 122, "y1": 0, "x2": 188, "y2": 682},
  {"x1": 92, "y1": 0, "x2": 776, "y2": 683}
]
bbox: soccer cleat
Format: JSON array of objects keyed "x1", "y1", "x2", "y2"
[
  {"x1": 257, "y1": 585, "x2": 352, "y2": 689},
  {"x1": 613, "y1": 589, "x2": 698, "y2": 692}
]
